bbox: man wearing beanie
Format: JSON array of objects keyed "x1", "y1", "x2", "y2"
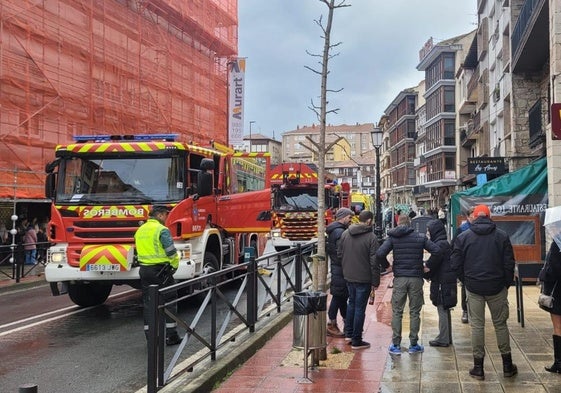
[
  {"x1": 326, "y1": 207, "x2": 354, "y2": 337},
  {"x1": 451, "y1": 204, "x2": 517, "y2": 380}
]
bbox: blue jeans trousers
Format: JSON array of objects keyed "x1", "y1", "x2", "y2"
[{"x1": 344, "y1": 282, "x2": 370, "y2": 345}]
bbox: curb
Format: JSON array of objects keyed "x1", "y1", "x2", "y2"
[
  {"x1": 159, "y1": 308, "x2": 293, "y2": 393},
  {"x1": 0, "y1": 276, "x2": 48, "y2": 295}
]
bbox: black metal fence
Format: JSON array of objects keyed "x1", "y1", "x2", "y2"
[
  {"x1": 0, "y1": 240, "x2": 49, "y2": 281},
  {"x1": 145, "y1": 243, "x2": 317, "y2": 392}
]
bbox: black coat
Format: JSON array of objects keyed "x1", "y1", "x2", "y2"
[
  {"x1": 327, "y1": 221, "x2": 348, "y2": 297},
  {"x1": 450, "y1": 216, "x2": 515, "y2": 296},
  {"x1": 425, "y1": 219, "x2": 457, "y2": 309},
  {"x1": 539, "y1": 241, "x2": 561, "y2": 315}
]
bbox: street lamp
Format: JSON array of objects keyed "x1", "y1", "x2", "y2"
[
  {"x1": 370, "y1": 126, "x2": 383, "y2": 240},
  {"x1": 249, "y1": 120, "x2": 256, "y2": 152}
]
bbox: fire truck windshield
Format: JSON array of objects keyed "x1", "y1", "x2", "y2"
[
  {"x1": 56, "y1": 156, "x2": 185, "y2": 203},
  {"x1": 275, "y1": 189, "x2": 318, "y2": 211}
]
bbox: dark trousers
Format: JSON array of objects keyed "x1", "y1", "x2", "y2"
[
  {"x1": 328, "y1": 293, "x2": 348, "y2": 322},
  {"x1": 139, "y1": 264, "x2": 178, "y2": 338},
  {"x1": 461, "y1": 283, "x2": 467, "y2": 312}
]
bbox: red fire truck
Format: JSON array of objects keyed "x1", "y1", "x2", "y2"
[
  {"x1": 269, "y1": 162, "x2": 349, "y2": 251},
  {"x1": 44, "y1": 134, "x2": 271, "y2": 306}
]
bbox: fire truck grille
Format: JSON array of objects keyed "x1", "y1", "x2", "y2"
[
  {"x1": 71, "y1": 220, "x2": 142, "y2": 239},
  {"x1": 277, "y1": 213, "x2": 317, "y2": 241}
]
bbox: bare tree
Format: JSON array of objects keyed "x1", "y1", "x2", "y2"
[{"x1": 301, "y1": 0, "x2": 350, "y2": 292}]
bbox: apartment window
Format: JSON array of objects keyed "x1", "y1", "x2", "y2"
[
  {"x1": 445, "y1": 156, "x2": 455, "y2": 170},
  {"x1": 407, "y1": 96, "x2": 416, "y2": 115},
  {"x1": 444, "y1": 86, "x2": 455, "y2": 112},
  {"x1": 444, "y1": 120, "x2": 455, "y2": 145},
  {"x1": 443, "y1": 54, "x2": 455, "y2": 79}
]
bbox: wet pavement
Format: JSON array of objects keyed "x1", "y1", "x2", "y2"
[
  {"x1": 3, "y1": 266, "x2": 561, "y2": 392},
  {"x1": 212, "y1": 274, "x2": 561, "y2": 393}
]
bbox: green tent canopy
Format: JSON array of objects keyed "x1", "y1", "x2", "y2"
[{"x1": 450, "y1": 157, "x2": 548, "y2": 243}]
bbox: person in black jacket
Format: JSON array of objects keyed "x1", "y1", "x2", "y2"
[
  {"x1": 539, "y1": 240, "x2": 561, "y2": 374},
  {"x1": 450, "y1": 204, "x2": 517, "y2": 380},
  {"x1": 326, "y1": 207, "x2": 354, "y2": 337},
  {"x1": 377, "y1": 214, "x2": 442, "y2": 355},
  {"x1": 425, "y1": 219, "x2": 457, "y2": 347},
  {"x1": 452, "y1": 207, "x2": 474, "y2": 324}
]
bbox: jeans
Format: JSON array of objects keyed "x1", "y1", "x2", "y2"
[
  {"x1": 345, "y1": 282, "x2": 370, "y2": 345},
  {"x1": 25, "y1": 249, "x2": 37, "y2": 265},
  {"x1": 328, "y1": 294, "x2": 348, "y2": 322},
  {"x1": 391, "y1": 276, "x2": 424, "y2": 346},
  {"x1": 466, "y1": 287, "x2": 511, "y2": 359}
]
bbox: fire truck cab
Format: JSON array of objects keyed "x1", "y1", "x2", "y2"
[
  {"x1": 269, "y1": 162, "x2": 347, "y2": 251},
  {"x1": 44, "y1": 134, "x2": 271, "y2": 306}
]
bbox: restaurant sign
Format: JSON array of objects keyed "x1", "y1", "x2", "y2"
[{"x1": 467, "y1": 157, "x2": 507, "y2": 175}]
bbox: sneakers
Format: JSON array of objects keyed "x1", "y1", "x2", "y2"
[
  {"x1": 344, "y1": 337, "x2": 352, "y2": 344},
  {"x1": 461, "y1": 311, "x2": 469, "y2": 324},
  {"x1": 408, "y1": 344, "x2": 424, "y2": 354},
  {"x1": 388, "y1": 344, "x2": 401, "y2": 355},
  {"x1": 351, "y1": 341, "x2": 371, "y2": 350}
]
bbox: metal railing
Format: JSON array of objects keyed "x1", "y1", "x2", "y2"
[
  {"x1": 0, "y1": 240, "x2": 50, "y2": 281},
  {"x1": 145, "y1": 243, "x2": 317, "y2": 392}
]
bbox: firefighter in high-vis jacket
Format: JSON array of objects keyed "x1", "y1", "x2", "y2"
[{"x1": 135, "y1": 205, "x2": 182, "y2": 346}]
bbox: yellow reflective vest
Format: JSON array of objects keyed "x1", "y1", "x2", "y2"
[{"x1": 135, "y1": 219, "x2": 177, "y2": 268}]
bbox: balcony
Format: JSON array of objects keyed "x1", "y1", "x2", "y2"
[
  {"x1": 467, "y1": 64, "x2": 479, "y2": 103},
  {"x1": 528, "y1": 97, "x2": 547, "y2": 148},
  {"x1": 512, "y1": 0, "x2": 549, "y2": 73},
  {"x1": 460, "y1": 121, "x2": 477, "y2": 147}
]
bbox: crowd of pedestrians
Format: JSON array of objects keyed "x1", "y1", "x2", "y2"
[
  {"x1": 325, "y1": 203, "x2": 561, "y2": 380},
  {"x1": 0, "y1": 214, "x2": 49, "y2": 267}
]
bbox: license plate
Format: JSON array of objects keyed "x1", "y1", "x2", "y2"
[{"x1": 86, "y1": 264, "x2": 121, "y2": 272}]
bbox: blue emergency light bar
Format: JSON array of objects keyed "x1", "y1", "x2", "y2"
[{"x1": 73, "y1": 134, "x2": 178, "y2": 142}]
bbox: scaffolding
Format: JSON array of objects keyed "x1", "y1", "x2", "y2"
[{"x1": 0, "y1": 0, "x2": 238, "y2": 199}]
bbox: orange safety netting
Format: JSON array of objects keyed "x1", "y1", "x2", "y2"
[{"x1": 0, "y1": 0, "x2": 237, "y2": 199}]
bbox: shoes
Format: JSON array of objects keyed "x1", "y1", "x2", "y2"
[
  {"x1": 408, "y1": 344, "x2": 424, "y2": 354},
  {"x1": 351, "y1": 341, "x2": 371, "y2": 350},
  {"x1": 166, "y1": 333, "x2": 183, "y2": 346},
  {"x1": 388, "y1": 344, "x2": 401, "y2": 355},
  {"x1": 344, "y1": 337, "x2": 352, "y2": 344},
  {"x1": 327, "y1": 321, "x2": 345, "y2": 337},
  {"x1": 461, "y1": 311, "x2": 469, "y2": 324},
  {"x1": 429, "y1": 340, "x2": 449, "y2": 347}
]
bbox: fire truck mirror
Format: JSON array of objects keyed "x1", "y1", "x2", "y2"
[
  {"x1": 197, "y1": 171, "x2": 213, "y2": 196},
  {"x1": 256, "y1": 211, "x2": 272, "y2": 221},
  {"x1": 45, "y1": 173, "x2": 56, "y2": 199}
]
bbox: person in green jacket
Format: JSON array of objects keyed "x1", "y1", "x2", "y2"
[{"x1": 135, "y1": 205, "x2": 181, "y2": 346}]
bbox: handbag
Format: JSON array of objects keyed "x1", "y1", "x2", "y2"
[{"x1": 538, "y1": 281, "x2": 557, "y2": 309}]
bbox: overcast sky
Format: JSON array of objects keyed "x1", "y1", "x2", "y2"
[{"x1": 238, "y1": 0, "x2": 477, "y2": 139}]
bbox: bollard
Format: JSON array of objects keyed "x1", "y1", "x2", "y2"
[{"x1": 19, "y1": 384, "x2": 38, "y2": 393}]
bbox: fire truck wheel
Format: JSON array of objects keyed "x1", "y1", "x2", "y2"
[
  {"x1": 203, "y1": 251, "x2": 220, "y2": 275},
  {"x1": 67, "y1": 282, "x2": 113, "y2": 307},
  {"x1": 197, "y1": 251, "x2": 220, "y2": 291}
]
